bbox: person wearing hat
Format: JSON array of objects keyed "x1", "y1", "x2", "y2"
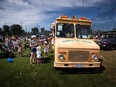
[
  {"x1": 30, "y1": 35, "x2": 37, "y2": 65},
  {"x1": 4, "y1": 35, "x2": 12, "y2": 51}
]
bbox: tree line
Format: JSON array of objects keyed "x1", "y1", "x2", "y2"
[
  {"x1": 0, "y1": 24, "x2": 50, "y2": 37},
  {"x1": 0, "y1": 24, "x2": 25, "y2": 36}
]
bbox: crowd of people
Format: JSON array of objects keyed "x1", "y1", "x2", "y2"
[
  {"x1": 1, "y1": 35, "x2": 22, "y2": 58},
  {"x1": 0, "y1": 34, "x2": 50, "y2": 65}
]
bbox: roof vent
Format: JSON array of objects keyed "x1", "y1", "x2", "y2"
[
  {"x1": 59, "y1": 15, "x2": 68, "y2": 18},
  {"x1": 72, "y1": 16, "x2": 76, "y2": 19}
]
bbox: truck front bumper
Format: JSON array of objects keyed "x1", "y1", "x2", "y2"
[{"x1": 54, "y1": 62, "x2": 101, "y2": 68}]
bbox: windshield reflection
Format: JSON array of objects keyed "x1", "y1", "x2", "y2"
[
  {"x1": 76, "y1": 24, "x2": 92, "y2": 39},
  {"x1": 56, "y1": 23, "x2": 74, "y2": 38}
]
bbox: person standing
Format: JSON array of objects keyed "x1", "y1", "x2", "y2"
[
  {"x1": 4, "y1": 35, "x2": 12, "y2": 51},
  {"x1": 36, "y1": 44, "x2": 42, "y2": 65},
  {"x1": 17, "y1": 42, "x2": 22, "y2": 58},
  {"x1": 30, "y1": 35, "x2": 37, "y2": 65},
  {"x1": 44, "y1": 41, "x2": 49, "y2": 58}
]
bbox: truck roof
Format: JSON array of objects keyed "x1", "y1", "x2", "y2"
[{"x1": 55, "y1": 15, "x2": 92, "y2": 25}]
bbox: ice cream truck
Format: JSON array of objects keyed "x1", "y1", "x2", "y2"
[{"x1": 50, "y1": 15, "x2": 101, "y2": 68}]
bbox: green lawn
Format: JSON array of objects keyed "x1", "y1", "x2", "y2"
[{"x1": 0, "y1": 46, "x2": 116, "y2": 87}]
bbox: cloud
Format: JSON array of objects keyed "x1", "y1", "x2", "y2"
[
  {"x1": 8, "y1": 0, "x2": 30, "y2": 7},
  {"x1": 0, "y1": 0, "x2": 116, "y2": 32}
]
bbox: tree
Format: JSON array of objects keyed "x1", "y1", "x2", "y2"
[
  {"x1": 112, "y1": 28, "x2": 116, "y2": 31},
  {"x1": 0, "y1": 28, "x2": 3, "y2": 35},
  {"x1": 10, "y1": 24, "x2": 23, "y2": 36},
  {"x1": 44, "y1": 30, "x2": 50, "y2": 36},
  {"x1": 3, "y1": 25, "x2": 11, "y2": 35},
  {"x1": 31, "y1": 27, "x2": 39, "y2": 35},
  {"x1": 41, "y1": 27, "x2": 45, "y2": 33}
]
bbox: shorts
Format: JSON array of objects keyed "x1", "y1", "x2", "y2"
[
  {"x1": 37, "y1": 58, "x2": 42, "y2": 62},
  {"x1": 37, "y1": 58, "x2": 42, "y2": 60},
  {"x1": 31, "y1": 48, "x2": 36, "y2": 53}
]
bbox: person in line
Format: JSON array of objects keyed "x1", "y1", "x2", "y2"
[
  {"x1": 36, "y1": 43, "x2": 42, "y2": 65},
  {"x1": 30, "y1": 35, "x2": 38, "y2": 65},
  {"x1": 15, "y1": 36, "x2": 20, "y2": 51},
  {"x1": 4, "y1": 35, "x2": 12, "y2": 51},
  {"x1": 44, "y1": 41, "x2": 49, "y2": 58},
  {"x1": 17, "y1": 42, "x2": 22, "y2": 58}
]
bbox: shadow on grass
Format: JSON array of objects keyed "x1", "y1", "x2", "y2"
[
  {"x1": 21, "y1": 52, "x2": 54, "y2": 64},
  {"x1": 55, "y1": 65, "x2": 106, "y2": 74},
  {"x1": 42, "y1": 55, "x2": 54, "y2": 63},
  {"x1": 100, "y1": 48, "x2": 116, "y2": 51},
  {"x1": 42, "y1": 58, "x2": 51, "y2": 63}
]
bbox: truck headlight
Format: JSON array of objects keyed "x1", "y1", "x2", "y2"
[
  {"x1": 58, "y1": 54, "x2": 64, "y2": 60},
  {"x1": 92, "y1": 54, "x2": 98, "y2": 60}
]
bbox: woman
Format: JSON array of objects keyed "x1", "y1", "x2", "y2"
[
  {"x1": 30, "y1": 35, "x2": 37, "y2": 65},
  {"x1": 4, "y1": 35, "x2": 12, "y2": 51}
]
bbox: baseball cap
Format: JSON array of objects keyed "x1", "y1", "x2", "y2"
[{"x1": 31, "y1": 35, "x2": 36, "y2": 38}]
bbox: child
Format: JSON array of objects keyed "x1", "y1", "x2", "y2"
[
  {"x1": 44, "y1": 41, "x2": 49, "y2": 58},
  {"x1": 18, "y1": 42, "x2": 22, "y2": 58},
  {"x1": 36, "y1": 45, "x2": 42, "y2": 65}
]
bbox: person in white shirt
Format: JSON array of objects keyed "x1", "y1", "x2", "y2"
[
  {"x1": 36, "y1": 45, "x2": 42, "y2": 65},
  {"x1": 44, "y1": 41, "x2": 49, "y2": 58}
]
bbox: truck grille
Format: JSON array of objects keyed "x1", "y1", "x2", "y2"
[{"x1": 68, "y1": 51, "x2": 89, "y2": 62}]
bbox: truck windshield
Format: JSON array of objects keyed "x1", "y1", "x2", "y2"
[
  {"x1": 76, "y1": 24, "x2": 92, "y2": 39},
  {"x1": 56, "y1": 23, "x2": 74, "y2": 38}
]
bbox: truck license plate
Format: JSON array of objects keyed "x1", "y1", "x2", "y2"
[{"x1": 76, "y1": 64, "x2": 83, "y2": 68}]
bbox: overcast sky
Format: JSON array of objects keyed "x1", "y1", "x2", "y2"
[{"x1": 0, "y1": 0, "x2": 116, "y2": 32}]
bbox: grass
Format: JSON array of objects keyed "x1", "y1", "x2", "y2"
[{"x1": 0, "y1": 44, "x2": 116, "y2": 87}]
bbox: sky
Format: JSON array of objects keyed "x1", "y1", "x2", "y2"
[{"x1": 0, "y1": 0, "x2": 116, "y2": 32}]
